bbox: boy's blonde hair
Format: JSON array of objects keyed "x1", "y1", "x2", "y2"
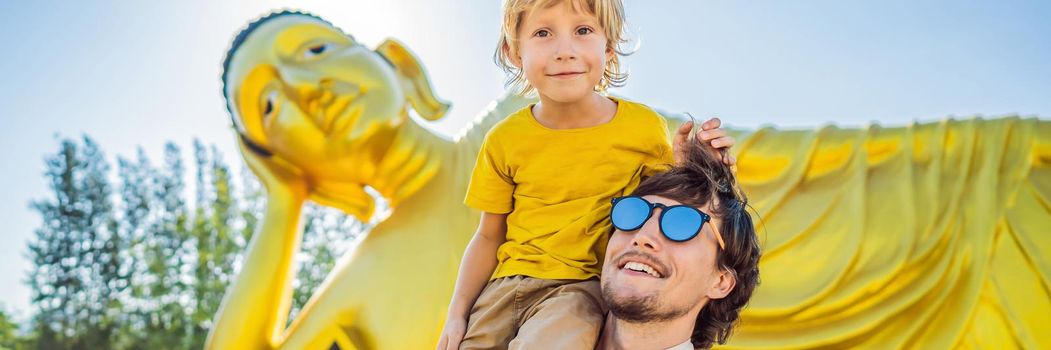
[{"x1": 495, "y1": 0, "x2": 629, "y2": 95}]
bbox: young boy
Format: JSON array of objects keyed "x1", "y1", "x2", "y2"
[{"x1": 438, "y1": 1, "x2": 736, "y2": 348}]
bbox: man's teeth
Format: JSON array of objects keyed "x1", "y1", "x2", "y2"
[{"x1": 624, "y1": 261, "x2": 661, "y2": 278}]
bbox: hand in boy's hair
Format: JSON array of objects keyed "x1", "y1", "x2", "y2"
[{"x1": 674, "y1": 117, "x2": 737, "y2": 167}]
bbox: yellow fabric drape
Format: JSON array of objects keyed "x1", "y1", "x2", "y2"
[{"x1": 723, "y1": 117, "x2": 1051, "y2": 349}]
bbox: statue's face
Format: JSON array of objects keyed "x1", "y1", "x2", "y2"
[{"x1": 225, "y1": 15, "x2": 405, "y2": 182}]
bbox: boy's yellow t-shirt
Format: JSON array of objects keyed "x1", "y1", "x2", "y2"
[{"x1": 464, "y1": 97, "x2": 675, "y2": 281}]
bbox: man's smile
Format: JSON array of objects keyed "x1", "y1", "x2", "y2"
[{"x1": 614, "y1": 251, "x2": 669, "y2": 279}]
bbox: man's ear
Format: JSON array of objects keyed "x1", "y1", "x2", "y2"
[
  {"x1": 375, "y1": 38, "x2": 450, "y2": 121},
  {"x1": 706, "y1": 268, "x2": 737, "y2": 300}
]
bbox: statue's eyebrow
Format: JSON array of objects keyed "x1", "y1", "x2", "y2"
[{"x1": 274, "y1": 24, "x2": 355, "y2": 59}]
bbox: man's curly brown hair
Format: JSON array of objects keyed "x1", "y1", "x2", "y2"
[{"x1": 630, "y1": 136, "x2": 762, "y2": 349}]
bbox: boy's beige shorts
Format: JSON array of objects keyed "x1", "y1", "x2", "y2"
[{"x1": 459, "y1": 275, "x2": 605, "y2": 350}]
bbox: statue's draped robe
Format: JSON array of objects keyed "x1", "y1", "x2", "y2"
[{"x1": 722, "y1": 117, "x2": 1050, "y2": 349}]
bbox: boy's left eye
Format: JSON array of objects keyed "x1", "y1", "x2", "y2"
[{"x1": 576, "y1": 27, "x2": 593, "y2": 35}]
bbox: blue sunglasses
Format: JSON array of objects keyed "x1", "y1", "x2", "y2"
[{"x1": 610, "y1": 196, "x2": 725, "y2": 249}]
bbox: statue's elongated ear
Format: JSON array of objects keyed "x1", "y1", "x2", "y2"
[{"x1": 375, "y1": 38, "x2": 451, "y2": 121}]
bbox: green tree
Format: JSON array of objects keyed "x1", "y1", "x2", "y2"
[
  {"x1": 77, "y1": 138, "x2": 130, "y2": 350},
  {"x1": 27, "y1": 136, "x2": 123, "y2": 349},
  {"x1": 146, "y1": 142, "x2": 194, "y2": 348},
  {"x1": 186, "y1": 141, "x2": 243, "y2": 348},
  {"x1": 26, "y1": 137, "x2": 371, "y2": 349},
  {"x1": 0, "y1": 305, "x2": 29, "y2": 350}
]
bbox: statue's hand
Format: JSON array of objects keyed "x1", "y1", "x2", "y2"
[{"x1": 237, "y1": 137, "x2": 308, "y2": 200}]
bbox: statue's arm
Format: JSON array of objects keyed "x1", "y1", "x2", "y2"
[{"x1": 206, "y1": 139, "x2": 309, "y2": 350}]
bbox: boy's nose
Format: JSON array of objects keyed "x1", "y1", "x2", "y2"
[
  {"x1": 554, "y1": 51, "x2": 577, "y2": 61},
  {"x1": 553, "y1": 39, "x2": 578, "y2": 61}
]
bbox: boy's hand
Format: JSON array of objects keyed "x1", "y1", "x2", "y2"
[
  {"x1": 437, "y1": 316, "x2": 468, "y2": 350},
  {"x1": 673, "y1": 117, "x2": 737, "y2": 166}
]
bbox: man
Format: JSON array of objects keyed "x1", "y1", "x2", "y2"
[{"x1": 598, "y1": 140, "x2": 762, "y2": 349}]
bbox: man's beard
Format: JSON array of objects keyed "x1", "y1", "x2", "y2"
[{"x1": 602, "y1": 279, "x2": 691, "y2": 323}]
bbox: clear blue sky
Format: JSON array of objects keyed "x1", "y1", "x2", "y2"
[{"x1": 1, "y1": 0, "x2": 1048, "y2": 318}]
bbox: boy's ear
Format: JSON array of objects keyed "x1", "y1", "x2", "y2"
[{"x1": 505, "y1": 42, "x2": 523, "y2": 69}]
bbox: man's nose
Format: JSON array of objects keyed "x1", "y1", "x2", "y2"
[{"x1": 630, "y1": 210, "x2": 664, "y2": 252}]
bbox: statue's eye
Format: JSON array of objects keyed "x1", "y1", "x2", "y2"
[
  {"x1": 262, "y1": 90, "x2": 277, "y2": 122},
  {"x1": 304, "y1": 43, "x2": 329, "y2": 59}
]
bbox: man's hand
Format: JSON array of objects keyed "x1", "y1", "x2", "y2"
[
  {"x1": 436, "y1": 316, "x2": 468, "y2": 350},
  {"x1": 673, "y1": 117, "x2": 737, "y2": 166}
]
